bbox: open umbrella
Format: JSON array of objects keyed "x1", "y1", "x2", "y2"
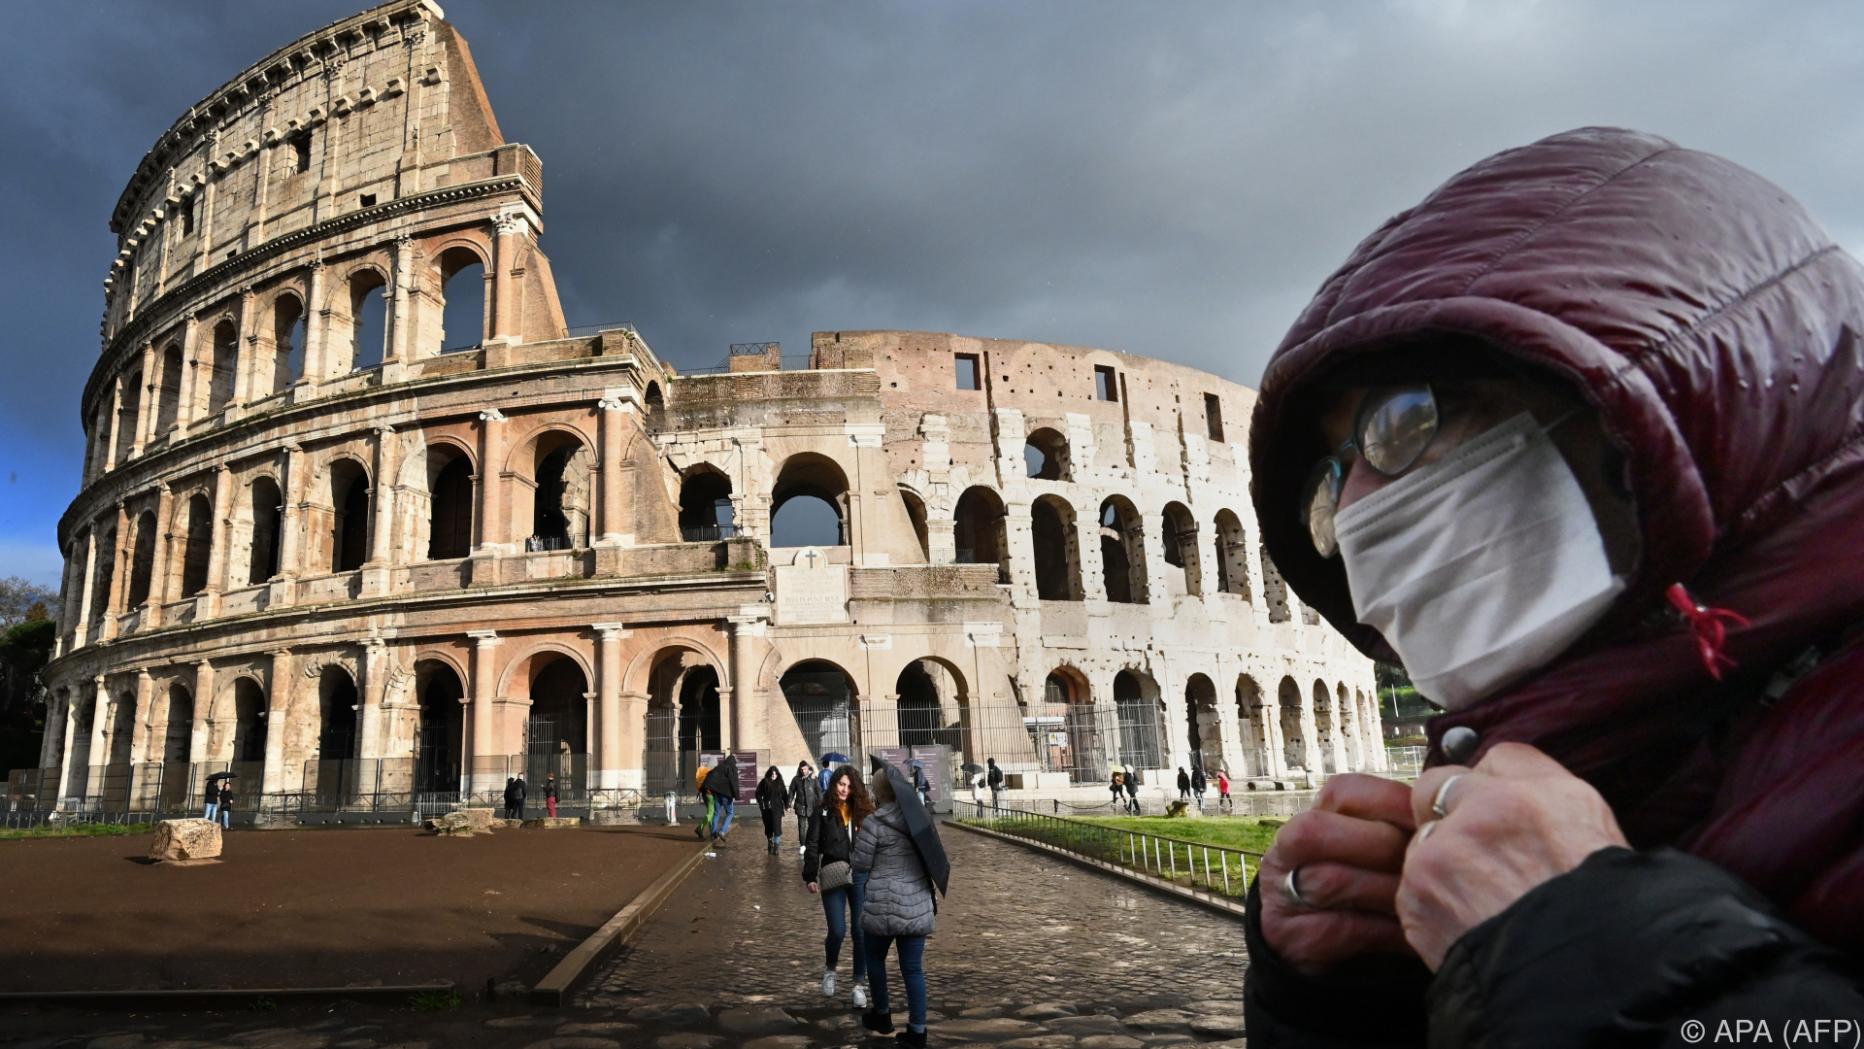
[
  {"x1": 959, "y1": 762, "x2": 983, "y2": 774},
  {"x1": 879, "y1": 761, "x2": 950, "y2": 896},
  {"x1": 205, "y1": 771, "x2": 237, "y2": 785},
  {"x1": 820, "y1": 752, "x2": 851, "y2": 765}
]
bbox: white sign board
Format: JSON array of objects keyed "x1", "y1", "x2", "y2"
[{"x1": 774, "y1": 546, "x2": 849, "y2": 625}]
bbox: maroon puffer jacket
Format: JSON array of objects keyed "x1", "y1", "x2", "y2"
[{"x1": 1248, "y1": 127, "x2": 1864, "y2": 950}]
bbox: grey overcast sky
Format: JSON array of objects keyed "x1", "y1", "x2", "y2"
[{"x1": 3, "y1": 0, "x2": 1862, "y2": 588}]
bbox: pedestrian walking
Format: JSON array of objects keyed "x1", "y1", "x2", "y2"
[
  {"x1": 1217, "y1": 768, "x2": 1233, "y2": 814},
  {"x1": 1123, "y1": 764, "x2": 1139, "y2": 814},
  {"x1": 789, "y1": 761, "x2": 822, "y2": 855},
  {"x1": 1109, "y1": 770, "x2": 1125, "y2": 809},
  {"x1": 703, "y1": 751, "x2": 739, "y2": 845},
  {"x1": 502, "y1": 777, "x2": 518, "y2": 820},
  {"x1": 985, "y1": 757, "x2": 1003, "y2": 810},
  {"x1": 1192, "y1": 766, "x2": 1208, "y2": 811},
  {"x1": 909, "y1": 761, "x2": 932, "y2": 812},
  {"x1": 853, "y1": 766, "x2": 942, "y2": 1046},
  {"x1": 216, "y1": 779, "x2": 233, "y2": 830},
  {"x1": 969, "y1": 768, "x2": 985, "y2": 809},
  {"x1": 1176, "y1": 766, "x2": 1192, "y2": 802},
  {"x1": 203, "y1": 780, "x2": 220, "y2": 822},
  {"x1": 803, "y1": 766, "x2": 873, "y2": 1009},
  {"x1": 510, "y1": 773, "x2": 527, "y2": 820},
  {"x1": 694, "y1": 762, "x2": 717, "y2": 840},
  {"x1": 757, "y1": 764, "x2": 789, "y2": 854},
  {"x1": 543, "y1": 772, "x2": 559, "y2": 819}
]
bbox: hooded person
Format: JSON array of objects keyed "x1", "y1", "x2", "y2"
[
  {"x1": 1243, "y1": 127, "x2": 1864, "y2": 1047},
  {"x1": 756, "y1": 764, "x2": 790, "y2": 854}
]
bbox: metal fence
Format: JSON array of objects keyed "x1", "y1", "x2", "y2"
[
  {"x1": 1385, "y1": 745, "x2": 1426, "y2": 778},
  {"x1": 953, "y1": 800, "x2": 1260, "y2": 902}
]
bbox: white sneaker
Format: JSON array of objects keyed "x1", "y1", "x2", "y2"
[
  {"x1": 852, "y1": 981, "x2": 869, "y2": 1009},
  {"x1": 821, "y1": 970, "x2": 837, "y2": 997}
]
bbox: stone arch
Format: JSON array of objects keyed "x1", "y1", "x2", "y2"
[
  {"x1": 621, "y1": 633, "x2": 732, "y2": 697},
  {"x1": 1234, "y1": 673, "x2": 1269, "y2": 780},
  {"x1": 897, "y1": 485, "x2": 930, "y2": 562},
  {"x1": 413, "y1": 657, "x2": 466, "y2": 793},
  {"x1": 508, "y1": 424, "x2": 594, "y2": 550},
  {"x1": 1184, "y1": 672, "x2": 1221, "y2": 770},
  {"x1": 1030, "y1": 493, "x2": 1082, "y2": 600},
  {"x1": 126, "y1": 509, "x2": 158, "y2": 609},
  {"x1": 1024, "y1": 426, "x2": 1070, "y2": 481},
  {"x1": 893, "y1": 655, "x2": 969, "y2": 753},
  {"x1": 952, "y1": 485, "x2": 1009, "y2": 582},
  {"x1": 177, "y1": 491, "x2": 214, "y2": 598},
  {"x1": 317, "y1": 456, "x2": 372, "y2": 573},
  {"x1": 779, "y1": 657, "x2": 861, "y2": 765},
  {"x1": 641, "y1": 644, "x2": 725, "y2": 793},
  {"x1": 677, "y1": 463, "x2": 735, "y2": 541},
  {"x1": 226, "y1": 676, "x2": 270, "y2": 793},
  {"x1": 1278, "y1": 675, "x2": 1307, "y2": 773},
  {"x1": 498, "y1": 641, "x2": 598, "y2": 701},
  {"x1": 1161, "y1": 500, "x2": 1202, "y2": 597},
  {"x1": 1041, "y1": 664, "x2": 1103, "y2": 782},
  {"x1": 158, "y1": 681, "x2": 195, "y2": 802},
  {"x1": 114, "y1": 367, "x2": 142, "y2": 464},
  {"x1": 153, "y1": 341, "x2": 184, "y2": 435},
  {"x1": 1098, "y1": 496, "x2": 1147, "y2": 604},
  {"x1": 771, "y1": 451, "x2": 851, "y2": 548},
  {"x1": 242, "y1": 474, "x2": 284, "y2": 585},
  {"x1": 434, "y1": 244, "x2": 488, "y2": 355},
  {"x1": 1113, "y1": 668, "x2": 1163, "y2": 769},
  {"x1": 1262, "y1": 538, "x2": 1292, "y2": 622},
  {"x1": 269, "y1": 289, "x2": 307, "y2": 395},
  {"x1": 204, "y1": 318, "x2": 239, "y2": 417},
  {"x1": 1213, "y1": 509, "x2": 1250, "y2": 598},
  {"x1": 513, "y1": 650, "x2": 592, "y2": 782},
  {"x1": 410, "y1": 438, "x2": 477, "y2": 561},
  {"x1": 1313, "y1": 678, "x2": 1339, "y2": 775}
]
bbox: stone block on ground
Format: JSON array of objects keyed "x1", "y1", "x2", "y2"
[
  {"x1": 522, "y1": 817, "x2": 583, "y2": 830},
  {"x1": 456, "y1": 807, "x2": 497, "y2": 832},
  {"x1": 148, "y1": 818, "x2": 222, "y2": 863},
  {"x1": 423, "y1": 812, "x2": 474, "y2": 837}
]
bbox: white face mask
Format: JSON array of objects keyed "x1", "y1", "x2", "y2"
[{"x1": 1333, "y1": 412, "x2": 1624, "y2": 710}]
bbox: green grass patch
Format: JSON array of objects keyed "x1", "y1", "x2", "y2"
[
  {"x1": 1070, "y1": 814, "x2": 1281, "y2": 855},
  {"x1": 959, "y1": 813, "x2": 1280, "y2": 898},
  {"x1": 0, "y1": 822, "x2": 152, "y2": 842},
  {"x1": 410, "y1": 989, "x2": 462, "y2": 1012}
]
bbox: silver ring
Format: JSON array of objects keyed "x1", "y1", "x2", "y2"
[
  {"x1": 1430, "y1": 773, "x2": 1467, "y2": 820},
  {"x1": 1285, "y1": 866, "x2": 1314, "y2": 909}
]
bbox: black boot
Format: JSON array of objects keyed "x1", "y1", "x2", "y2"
[
  {"x1": 862, "y1": 1010, "x2": 895, "y2": 1034},
  {"x1": 895, "y1": 1028, "x2": 926, "y2": 1047}
]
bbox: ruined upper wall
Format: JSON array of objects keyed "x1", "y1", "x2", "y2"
[{"x1": 100, "y1": 0, "x2": 529, "y2": 347}]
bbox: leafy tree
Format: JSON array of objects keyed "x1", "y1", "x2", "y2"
[
  {"x1": 0, "y1": 576, "x2": 58, "y2": 629},
  {"x1": 0, "y1": 618, "x2": 53, "y2": 773}
]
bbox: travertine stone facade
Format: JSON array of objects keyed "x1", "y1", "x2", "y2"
[{"x1": 33, "y1": 1, "x2": 1378, "y2": 820}]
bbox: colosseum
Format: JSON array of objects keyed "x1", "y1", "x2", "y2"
[{"x1": 25, "y1": 0, "x2": 1380, "y2": 823}]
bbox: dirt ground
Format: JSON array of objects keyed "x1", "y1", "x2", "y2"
[{"x1": 0, "y1": 824, "x2": 696, "y2": 994}]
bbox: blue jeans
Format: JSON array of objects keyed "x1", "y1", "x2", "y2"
[
  {"x1": 710, "y1": 797, "x2": 735, "y2": 836},
  {"x1": 867, "y1": 932, "x2": 928, "y2": 1029},
  {"x1": 821, "y1": 872, "x2": 868, "y2": 981},
  {"x1": 219, "y1": 807, "x2": 232, "y2": 829},
  {"x1": 203, "y1": 803, "x2": 218, "y2": 820}
]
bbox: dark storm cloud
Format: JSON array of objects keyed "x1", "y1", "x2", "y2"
[{"x1": 3, "y1": 0, "x2": 1863, "y2": 584}]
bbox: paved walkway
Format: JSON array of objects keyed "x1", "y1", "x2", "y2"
[{"x1": 0, "y1": 825, "x2": 1248, "y2": 1048}]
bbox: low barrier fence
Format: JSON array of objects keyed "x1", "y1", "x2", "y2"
[{"x1": 953, "y1": 800, "x2": 1261, "y2": 902}]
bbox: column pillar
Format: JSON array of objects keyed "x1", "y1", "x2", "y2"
[
  {"x1": 271, "y1": 443, "x2": 304, "y2": 604},
  {"x1": 101, "y1": 503, "x2": 130, "y2": 641},
  {"x1": 359, "y1": 638, "x2": 386, "y2": 763},
  {"x1": 175, "y1": 316, "x2": 200, "y2": 429},
  {"x1": 594, "y1": 624, "x2": 627, "y2": 790},
  {"x1": 55, "y1": 687, "x2": 88, "y2": 803},
  {"x1": 262, "y1": 649, "x2": 293, "y2": 810},
  {"x1": 1257, "y1": 701, "x2": 1286, "y2": 780},
  {"x1": 190, "y1": 660, "x2": 215, "y2": 766},
  {"x1": 202, "y1": 465, "x2": 234, "y2": 615},
  {"x1": 1139, "y1": 510, "x2": 1171, "y2": 606},
  {"x1": 146, "y1": 484, "x2": 174, "y2": 627},
  {"x1": 386, "y1": 233, "x2": 415, "y2": 376},
  {"x1": 128, "y1": 671, "x2": 155, "y2": 810},
  {"x1": 38, "y1": 689, "x2": 67, "y2": 779},
  {"x1": 231, "y1": 287, "x2": 258, "y2": 411},
  {"x1": 73, "y1": 529, "x2": 97, "y2": 648},
  {"x1": 101, "y1": 379, "x2": 123, "y2": 474},
  {"x1": 1078, "y1": 504, "x2": 1108, "y2": 605},
  {"x1": 131, "y1": 342, "x2": 158, "y2": 455},
  {"x1": 729, "y1": 614, "x2": 769, "y2": 752},
  {"x1": 618, "y1": 691, "x2": 650, "y2": 793},
  {"x1": 489, "y1": 213, "x2": 524, "y2": 342},
  {"x1": 597, "y1": 393, "x2": 632, "y2": 546},
  {"x1": 468, "y1": 630, "x2": 501, "y2": 796},
  {"x1": 471, "y1": 409, "x2": 507, "y2": 576},
  {"x1": 363, "y1": 425, "x2": 397, "y2": 594},
  {"x1": 87, "y1": 677, "x2": 113, "y2": 793},
  {"x1": 300, "y1": 258, "x2": 328, "y2": 390}
]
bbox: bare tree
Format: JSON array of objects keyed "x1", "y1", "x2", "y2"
[{"x1": 0, "y1": 577, "x2": 58, "y2": 629}]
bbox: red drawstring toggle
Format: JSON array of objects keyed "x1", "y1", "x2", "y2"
[{"x1": 1666, "y1": 583, "x2": 1750, "y2": 680}]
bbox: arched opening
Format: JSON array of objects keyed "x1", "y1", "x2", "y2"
[
  {"x1": 1099, "y1": 497, "x2": 1147, "y2": 604},
  {"x1": 67, "y1": 698, "x2": 96, "y2": 798},
  {"x1": 678, "y1": 465, "x2": 736, "y2": 542},
  {"x1": 1023, "y1": 427, "x2": 1070, "y2": 481},
  {"x1": 1278, "y1": 676, "x2": 1306, "y2": 773},
  {"x1": 1315, "y1": 679, "x2": 1339, "y2": 775},
  {"x1": 103, "y1": 691, "x2": 136, "y2": 808},
  {"x1": 114, "y1": 370, "x2": 142, "y2": 464},
  {"x1": 327, "y1": 459, "x2": 371, "y2": 573},
  {"x1": 644, "y1": 381, "x2": 665, "y2": 411},
  {"x1": 207, "y1": 320, "x2": 238, "y2": 416},
  {"x1": 899, "y1": 488, "x2": 930, "y2": 561},
  {"x1": 1031, "y1": 494, "x2": 1082, "y2": 600},
  {"x1": 1161, "y1": 501, "x2": 1202, "y2": 597},
  {"x1": 1235, "y1": 674, "x2": 1267, "y2": 780},
  {"x1": 953, "y1": 486, "x2": 1009, "y2": 582},
  {"x1": 1213, "y1": 509, "x2": 1250, "y2": 598},
  {"x1": 1185, "y1": 673, "x2": 1221, "y2": 771},
  {"x1": 1114, "y1": 670, "x2": 1163, "y2": 770},
  {"x1": 1262, "y1": 540, "x2": 1292, "y2": 623},
  {"x1": 436, "y1": 247, "x2": 487, "y2": 354},
  {"x1": 272, "y1": 293, "x2": 306, "y2": 394},
  {"x1": 528, "y1": 433, "x2": 592, "y2": 550},
  {"x1": 230, "y1": 678, "x2": 269, "y2": 795},
  {"x1": 426, "y1": 448, "x2": 475, "y2": 560},
  {"x1": 349, "y1": 270, "x2": 389, "y2": 372},
  {"x1": 1042, "y1": 667, "x2": 1102, "y2": 782},
  {"x1": 313, "y1": 666, "x2": 359, "y2": 803},
  {"x1": 160, "y1": 683, "x2": 194, "y2": 809},
  {"x1": 246, "y1": 476, "x2": 283, "y2": 585},
  {"x1": 781, "y1": 660, "x2": 859, "y2": 766},
  {"x1": 90, "y1": 523, "x2": 116, "y2": 624},
  {"x1": 154, "y1": 343, "x2": 184, "y2": 435},
  {"x1": 896, "y1": 660, "x2": 962, "y2": 750},
  {"x1": 180, "y1": 493, "x2": 213, "y2": 597},
  {"x1": 771, "y1": 453, "x2": 850, "y2": 548},
  {"x1": 414, "y1": 660, "x2": 466, "y2": 795},
  {"x1": 643, "y1": 648, "x2": 722, "y2": 795},
  {"x1": 525, "y1": 654, "x2": 590, "y2": 799},
  {"x1": 127, "y1": 510, "x2": 157, "y2": 609}
]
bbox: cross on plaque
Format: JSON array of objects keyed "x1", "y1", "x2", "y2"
[{"x1": 803, "y1": 549, "x2": 820, "y2": 568}]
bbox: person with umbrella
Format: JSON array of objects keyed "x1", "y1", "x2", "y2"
[
  {"x1": 1108, "y1": 767, "x2": 1126, "y2": 809},
  {"x1": 960, "y1": 762, "x2": 985, "y2": 808},
  {"x1": 852, "y1": 758, "x2": 950, "y2": 1047},
  {"x1": 985, "y1": 757, "x2": 1003, "y2": 810},
  {"x1": 203, "y1": 771, "x2": 233, "y2": 822},
  {"x1": 216, "y1": 776, "x2": 234, "y2": 830}
]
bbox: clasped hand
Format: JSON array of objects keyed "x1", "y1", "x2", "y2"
[{"x1": 1258, "y1": 742, "x2": 1627, "y2": 973}]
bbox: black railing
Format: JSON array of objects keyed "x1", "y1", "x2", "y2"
[{"x1": 679, "y1": 523, "x2": 738, "y2": 542}]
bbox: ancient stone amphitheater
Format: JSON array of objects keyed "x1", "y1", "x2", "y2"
[{"x1": 24, "y1": 0, "x2": 1379, "y2": 823}]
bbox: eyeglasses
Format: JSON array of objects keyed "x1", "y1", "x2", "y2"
[{"x1": 1300, "y1": 383, "x2": 1441, "y2": 558}]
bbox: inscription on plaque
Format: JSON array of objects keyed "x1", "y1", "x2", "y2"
[{"x1": 774, "y1": 546, "x2": 849, "y2": 625}]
